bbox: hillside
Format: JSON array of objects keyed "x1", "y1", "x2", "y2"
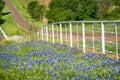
[
  {"x1": 38, "y1": 0, "x2": 51, "y2": 6},
  {"x1": 15, "y1": 0, "x2": 51, "y2": 24}
]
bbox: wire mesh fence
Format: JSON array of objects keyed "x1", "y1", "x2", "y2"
[{"x1": 37, "y1": 21, "x2": 120, "y2": 61}]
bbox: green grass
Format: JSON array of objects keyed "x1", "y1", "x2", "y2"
[
  {"x1": 11, "y1": 0, "x2": 45, "y2": 27},
  {"x1": 0, "y1": 41, "x2": 120, "y2": 79},
  {"x1": 1, "y1": 5, "x2": 26, "y2": 36},
  {"x1": 78, "y1": 40, "x2": 120, "y2": 54},
  {"x1": 47, "y1": 23, "x2": 120, "y2": 33}
]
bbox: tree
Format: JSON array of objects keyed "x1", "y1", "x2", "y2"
[
  {"x1": 27, "y1": 1, "x2": 46, "y2": 21},
  {"x1": 39, "y1": 5, "x2": 46, "y2": 21},
  {"x1": 111, "y1": 0, "x2": 120, "y2": 6},
  {"x1": 46, "y1": 0, "x2": 97, "y2": 23},
  {"x1": 46, "y1": 8, "x2": 74, "y2": 22},
  {"x1": 27, "y1": 1, "x2": 39, "y2": 19},
  {"x1": 76, "y1": 0, "x2": 97, "y2": 20},
  {"x1": 106, "y1": 0, "x2": 120, "y2": 20},
  {"x1": 0, "y1": 0, "x2": 5, "y2": 25},
  {"x1": 96, "y1": 0, "x2": 112, "y2": 20}
]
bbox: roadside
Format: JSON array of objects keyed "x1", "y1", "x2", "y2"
[{"x1": 4, "y1": 0, "x2": 33, "y2": 31}]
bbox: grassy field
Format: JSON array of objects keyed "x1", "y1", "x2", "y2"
[
  {"x1": 46, "y1": 22, "x2": 120, "y2": 33},
  {"x1": 0, "y1": 41, "x2": 120, "y2": 79},
  {"x1": 1, "y1": 5, "x2": 26, "y2": 36},
  {"x1": 11, "y1": 0, "x2": 46, "y2": 27}
]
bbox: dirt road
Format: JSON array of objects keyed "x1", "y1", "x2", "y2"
[{"x1": 4, "y1": 0, "x2": 33, "y2": 30}]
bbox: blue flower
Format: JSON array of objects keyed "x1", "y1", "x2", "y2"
[
  {"x1": 100, "y1": 60, "x2": 106, "y2": 66},
  {"x1": 115, "y1": 66, "x2": 120, "y2": 73},
  {"x1": 116, "y1": 59, "x2": 120, "y2": 64},
  {"x1": 4, "y1": 64, "x2": 9, "y2": 68},
  {"x1": 108, "y1": 74, "x2": 113, "y2": 80},
  {"x1": 25, "y1": 55, "x2": 30, "y2": 61},
  {"x1": 32, "y1": 50, "x2": 38, "y2": 55},
  {"x1": 57, "y1": 57, "x2": 61, "y2": 62},
  {"x1": 28, "y1": 62, "x2": 33, "y2": 69},
  {"x1": 83, "y1": 75, "x2": 88, "y2": 80}
]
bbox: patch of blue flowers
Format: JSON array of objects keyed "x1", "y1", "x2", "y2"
[{"x1": 0, "y1": 41, "x2": 120, "y2": 80}]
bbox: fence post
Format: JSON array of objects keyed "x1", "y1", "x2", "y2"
[
  {"x1": 76, "y1": 24, "x2": 79, "y2": 48},
  {"x1": 60, "y1": 23, "x2": 62, "y2": 44},
  {"x1": 70, "y1": 22, "x2": 72, "y2": 47},
  {"x1": 52, "y1": 24, "x2": 54, "y2": 43},
  {"x1": 0, "y1": 27, "x2": 8, "y2": 40},
  {"x1": 46, "y1": 25, "x2": 48, "y2": 41},
  {"x1": 66, "y1": 27, "x2": 68, "y2": 45},
  {"x1": 92, "y1": 24, "x2": 95, "y2": 53},
  {"x1": 101, "y1": 22, "x2": 105, "y2": 54},
  {"x1": 82, "y1": 22, "x2": 85, "y2": 54},
  {"x1": 115, "y1": 24, "x2": 118, "y2": 61}
]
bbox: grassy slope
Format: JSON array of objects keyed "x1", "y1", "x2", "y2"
[
  {"x1": 11, "y1": 0, "x2": 46, "y2": 27},
  {"x1": 1, "y1": 5, "x2": 26, "y2": 36}
]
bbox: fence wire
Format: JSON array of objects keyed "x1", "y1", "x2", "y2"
[{"x1": 37, "y1": 21, "x2": 120, "y2": 61}]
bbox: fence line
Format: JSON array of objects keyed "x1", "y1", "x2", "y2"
[
  {"x1": 37, "y1": 21, "x2": 120, "y2": 61},
  {"x1": 0, "y1": 27, "x2": 8, "y2": 40}
]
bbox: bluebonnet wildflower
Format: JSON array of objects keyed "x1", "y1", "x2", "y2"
[
  {"x1": 28, "y1": 62, "x2": 33, "y2": 69},
  {"x1": 0, "y1": 41, "x2": 120, "y2": 79},
  {"x1": 25, "y1": 55, "x2": 30, "y2": 61},
  {"x1": 100, "y1": 60, "x2": 106, "y2": 66},
  {"x1": 116, "y1": 59, "x2": 120, "y2": 64},
  {"x1": 32, "y1": 50, "x2": 38, "y2": 55},
  {"x1": 83, "y1": 75, "x2": 88, "y2": 80},
  {"x1": 115, "y1": 66, "x2": 120, "y2": 73}
]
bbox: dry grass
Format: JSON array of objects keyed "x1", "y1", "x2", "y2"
[{"x1": 38, "y1": 0, "x2": 51, "y2": 6}]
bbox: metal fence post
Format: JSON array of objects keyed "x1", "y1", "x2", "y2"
[
  {"x1": 52, "y1": 24, "x2": 54, "y2": 43},
  {"x1": 66, "y1": 27, "x2": 68, "y2": 45},
  {"x1": 92, "y1": 24, "x2": 95, "y2": 53},
  {"x1": 115, "y1": 24, "x2": 118, "y2": 61},
  {"x1": 60, "y1": 23, "x2": 62, "y2": 44},
  {"x1": 101, "y1": 22, "x2": 105, "y2": 54},
  {"x1": 0, "y1": 27, "x2": 8, "y2": 40},
  {"x1": 46, "y1": 25, "x2": 48, "y2": 41},
  {"x1": 82, "y1": 22, "x2": 85, "y2": 54},
  {"x1": 76, "y1": 24, "x2": 79, "y2": 48},
  {"x1": 70, "y1": 22, "x2": 72, "y2": 47}
]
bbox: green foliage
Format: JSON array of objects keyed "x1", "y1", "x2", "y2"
[
  {"x1": 46, "y1": 0, "x2": 120, "y2": 22},
  {"x1": 38, "y1": 5, "x2": 46, "y2": 21},
  {"x1": 96, "y1": 0, "x2": 112, "y2": 20},
  {"x1": 104, "y1": 0, "x2": 120, "y2": 20},
  {"x1": 46, "y1": 8, "x2": 75, "y2": 22},
  {"x1": 76, "y1": 0, "x2": 97, "y2": 20},
  {"x1": 27, "y1": 1, "x2": 46, "y2": 21},
  {"x1": 0, "y1": 0, "x2": 5, "y2": 12},
  {"x1": 46, "y1": 0, "x2": 97, "y2": 22},
  {"x1": 27, "y1": 1, "x2": 39, "y2": 19},
  {"x1": 106, "y1": 7, "x2": 120, "y2": 20},
  {"x1": 0, "y1": 0, "x2": 5, "y2": 25},
  {"x1": 1, "y1": 4, "x2": 27, "y2": 36},
  {"x1": 46, "y1": 0, "x2": 96, "y2": 22},
  {"x1": 111, "y1": 0, "x2": 120, "y2": 6}
]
